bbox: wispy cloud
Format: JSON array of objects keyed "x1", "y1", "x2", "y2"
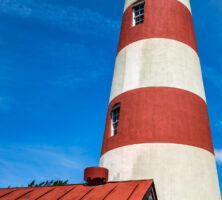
[
  {"x1": 48, "y1": 42, "x2": 112, "y2": 87},
  {"x1": 0, "y1": 1, "x2": 118, "y2": 90},
  {"x1": 54, "y1": 65, "x2": 109, "y2": 88},
  {"x1": 214, "y1": 150, "x2": 222, "y2": 197},
  {"x1": 0, "y1": 0, "x2": 32, "y2": 16},
  {"x1": 0, "y1": 0, "x2": 121, "y2": 37},
  {"x1": 0, "y1": 145, "x2": 97, "y2": 187},
  {"x1": 215, "y1": 121, "x2": 222, "y2": 133},
  {"x1": 54, "y1": 74, "x2": 84, "y2": 88},
  {"x1": 202, "y1": 64, "x2": 222, "y2": 93},
  {"x1": 215, "y1": 149, "x2": 222, "y2": 165}
]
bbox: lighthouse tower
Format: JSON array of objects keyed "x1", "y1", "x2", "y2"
[{"x1": 99, "y1": 0, "x2": 221, "y2": 199}]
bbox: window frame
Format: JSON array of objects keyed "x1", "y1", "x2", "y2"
[
  {"x1": 110, "y1": 103, "x2": 121, "y2": 136},
  {"x1": 143, "y1": 185, "x2": 158, "y2": 200},
  {"x1": 133, "y1": 1, "x2": 145, "y2": 26}
]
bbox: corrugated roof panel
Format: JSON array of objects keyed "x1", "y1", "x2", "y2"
[
  {"x1": 128, "y1": 180, "x2": 153, "y2": 200},
  {"x1": 18, "y1": 187, "x2": 54, "y2": 200},
  {"x1": 59, "y1": 185, "x2": 94, "y2": 200},
  {"x1": 0, "y1": 189, "x2": 15, "y2": 198},
  {"x1": 0, "y1": 188, "x2": 34, "y2": 200},
  {"x1": 104, "y1": 181, "x2": 139, "y2": 200},
  {"x1": 82, "y1": 182, "x2": 118, "y2": 200},
  {"x1": 38, "y1": 185, "x2": 75, "y2": 200}
]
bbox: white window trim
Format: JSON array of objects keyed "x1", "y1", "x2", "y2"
[
  {"x1": 133, "y1": 6, "x2": 136, "y2": 26},
  {"x1": 133, "y1": 1, "x2": 145, "y2": 26},
  {"x1": 111, "y1": 119, "x2": 115, "y2": 136},
  {"x1": 133, "y1": 0, "x2": 145, "y2": 8},
  {"x1": 111, "y1": 104, "x2": 120, "y2": 136}
]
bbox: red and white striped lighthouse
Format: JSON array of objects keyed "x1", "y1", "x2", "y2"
[{"x1": 99, "y1": 0, "x2": 221, "y2": 199}]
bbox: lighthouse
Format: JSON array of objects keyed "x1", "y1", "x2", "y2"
[{"x1": 99, "y1": 0, "x2": 221, "y2": 199}]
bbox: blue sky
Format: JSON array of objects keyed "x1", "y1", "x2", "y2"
[{"x1": 0, "y1": 0, "x2": 221, "y2": 191}]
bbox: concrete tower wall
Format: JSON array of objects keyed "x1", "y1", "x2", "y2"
[
  {"x1": 99, "y1": 0, "x2": 221, "y2": 199},
  {"x1": 100, "y1": 144, "x2": 219, "y2": 200},
  {"x1": 109, "y1": 39, "x2": 206, "y2": 102}
]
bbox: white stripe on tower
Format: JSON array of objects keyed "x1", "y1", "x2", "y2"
[
  {"x1": 177, "y1": 0, "x2": 191, "y2": 11},
  {"x1": 109, "y1": 38, "x2": 206, "y2": 102},
  {"x1": 100, "y1": 143, "x2": 221, "y2": 200}
]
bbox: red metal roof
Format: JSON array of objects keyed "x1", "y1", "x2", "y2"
[{"x1": 0, "y1": 180, "x2": 154, "y2": 200}]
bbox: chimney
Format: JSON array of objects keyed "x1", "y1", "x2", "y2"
[{"x1": 84, "y1": 167, "x2": 108, "y2": 186}]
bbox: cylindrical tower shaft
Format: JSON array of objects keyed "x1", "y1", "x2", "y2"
[{"x1": 99, "y1": 0, "x2": 221, "y2": 199}]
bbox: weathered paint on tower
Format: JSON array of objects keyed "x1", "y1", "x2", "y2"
[{"x1": 99, "y1": 0, "x2": 221, "y2": 199}]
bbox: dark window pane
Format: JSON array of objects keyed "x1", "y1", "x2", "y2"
[
  {"x1": 111, "y1": 104, "x2": 120, "y2": 135},
  {"x1": 148, "y1": 193, "x2": 154, "y2": 200},
  {"x1": 135, "y1": 11, "x2": 139, "y2": 16},
  {"x1": 133, "y1": 3, "x2": 144, "y2": 26},
  {"x1": 114, "y1": 123, "x2": 118, "y2": 129}
]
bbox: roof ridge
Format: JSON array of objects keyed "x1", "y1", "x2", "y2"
[
  {"x1": 107, "y1": 179, "x2": 153, "y2": 184},
  {"x1": 0, "y1": 179, "x2": 154, "y2": 190},
  {"x1": 0, "y1": 184, "x2": 83, "y2": 190}
]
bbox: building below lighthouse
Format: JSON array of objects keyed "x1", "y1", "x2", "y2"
[{"x1": 0, "y1": 0, "x2": 221, "y2": 199}]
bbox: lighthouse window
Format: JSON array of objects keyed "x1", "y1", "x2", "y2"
[
  {"x1": 111, "y1": 103, "x2": 120, "y2": 136},
  {"x1": 133, "y1": 1, "x2": 145, "y2": 26}
]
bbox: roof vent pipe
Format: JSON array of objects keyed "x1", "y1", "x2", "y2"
[{"x1": 84, "y1": 167, "x2": 109, "y2": 186}]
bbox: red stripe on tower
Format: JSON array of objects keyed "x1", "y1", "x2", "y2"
[
  {"x1": 117, "y1": 0, "x2": 197, "y2": 54},
  {"x1": 101, "y1": 87, "x2": 214, "y2": 156},
  {"x1": 99, "y1": 0, "x2": 221, "y2": 199}
]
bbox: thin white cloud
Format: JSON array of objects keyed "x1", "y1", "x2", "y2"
[
  {"x1": 0, "y1": 1, "x2": 118, "y2": 89},
  {"x1": 215, "y1": 121, "x2": 222, "y2": 133},
  {"x1": 202, "y1": 64, "x2": 222, "y2": 93},
  {"x1": 0, "y1": 0, "x2": 121, "y2": 37},
  {"x1": 48, "y1": 42, "x2": 112, "y2": 87},
  {"x1": 215, "y1": 149, "x2": 222, "y2": 165},
  {"x1": 0, "y1": 145, "x2": 97, "y2": 188},
  {"x1": 54, "y1": 74, "x2": 84, "y2": 87},
  {"x1": 0, "y1": 0, "x2": 32, "y2": 16}
]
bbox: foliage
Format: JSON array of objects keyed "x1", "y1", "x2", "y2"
[{"x1": 27, "y1": 179, "x2": 68, "y2": 187}]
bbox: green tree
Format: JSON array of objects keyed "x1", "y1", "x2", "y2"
[{"x1": 27, "y1": 179, "x2": 69, "y2": 187}]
